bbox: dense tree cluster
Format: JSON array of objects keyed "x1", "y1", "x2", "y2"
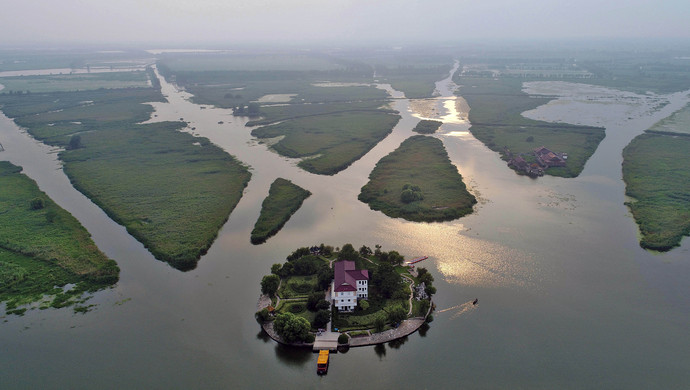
[{"x1": 273, "y1": 312, "x2": 311, "y2": 343}]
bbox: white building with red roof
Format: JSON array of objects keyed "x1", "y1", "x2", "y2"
[{"x1": 332, "y1": 260, "x2": 369, "y2": 312}]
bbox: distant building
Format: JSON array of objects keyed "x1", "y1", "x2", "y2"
[
  {"x1": 533, "y1": 146, "x2": 566, "y2": 168},
  {"x1": 332, "y1": 260, "x2": 369, "y2": 312}
]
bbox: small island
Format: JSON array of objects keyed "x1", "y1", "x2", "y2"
[
  {"x1": 412, "y1": 119, "x2": 442, "y2": 134},
  {"x1": 251, "y1": 178, "x2": 311, "y2": 244},
  {"x1": 358, "y1": 135, "x2": 476, "y2": 222},
  {"x1": 256, "y1": 244, "x2": 435, "y2": 348}
]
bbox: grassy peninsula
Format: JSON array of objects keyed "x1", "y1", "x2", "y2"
[
  {"x1": 0, "y1": 76, "x2": 251, "y2": 271},
  {"x1": 251, "y1": 178, "x2": 311, "y2": 244},
  {"x1": 455, "y1": 75, "x2": 605, "y2": 178},
  {"x1": 0, "y1": 162, "x2": 118, "y2": 315},
  {"x1": 412, "y1": 119, "x2": 442, "y2": 134},
  {"x1": 623, "y1": 132, "x2": 690, "y2": 251},
  {"x1": 359, "y1": 135, "x2": 476, "y2": 222}
]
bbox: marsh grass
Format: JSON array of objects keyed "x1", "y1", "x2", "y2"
[
  {"x1": 359, "y1": 135, "x2": 476, "y2": 222},
  {"x1": 0, "y1": 85, "x2": 250, "y2": 270},
  {"x1": 457, "y1": 76, "x2": 605, "y2": 178},
  {"x1": 622, "y1": 133, "x2": 690, "y2": 251},
  {"x1": 251, "y1": 178, "x2": 311, "y2": 244},
  {"x1": 252, "y1": 111, "x2": 400, "y2": 175},
  {"x1": 0, "y1": 161, "x2": 118, "y2": 314}
]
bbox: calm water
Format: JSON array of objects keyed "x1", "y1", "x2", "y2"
[{"x1": 1, "y1": 64, "x2": 689, "y2": 389}]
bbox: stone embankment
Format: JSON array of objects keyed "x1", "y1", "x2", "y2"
[{"x1": 256, "y1": 293, "x2": 430, "y2": 348}]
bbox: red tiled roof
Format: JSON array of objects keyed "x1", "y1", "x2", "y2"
[{"x1": 333, "y1": 260, "x2": 369, "y2": 292}]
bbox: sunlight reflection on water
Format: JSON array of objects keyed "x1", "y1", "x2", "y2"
[{"x1": 371, "y1": 220, "x2": 537, "y2": 289}]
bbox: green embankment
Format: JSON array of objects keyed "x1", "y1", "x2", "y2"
[
  {"x1": 359, "y1": 135, "x2": 476, "y2": 222},
  {"x1": 0, "y1": 84, "x2": 251, "y2": 271},
  {"x1": 0, "y1": 161, "x2": 119, "y2": 314},
  {"x1": 412, "y1": 119, "x2": 442, "y2": 134},
  {"x1": 251, "y1": 178, "x2": 311, "y2": 244},
  {"x1": 252, "y1": 110, "x2": 400, "y2": 175},
  {"x1": 456, "y1": 76, "x2": 605, "y2": 178},
  {"x1": 622, "y1": 133, "x2": 690, "y2": 251}
]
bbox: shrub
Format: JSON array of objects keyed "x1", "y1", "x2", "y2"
[
  {"x1": 30, "y1": 197, "x2": 45, "y2": 210},
  {"x1": 289, "y1": 303, "x2": 306, "y2": 314},
  {"x1": 255, "y1": 308, "x2": 271, "y2": 323},
  {"x1": 338, "y1": 334, "x2": 349, "y2": 344}
]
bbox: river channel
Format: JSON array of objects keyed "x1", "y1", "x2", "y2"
[{"x1": 1, "y1": 63, "x2": 689, "y2": 389}]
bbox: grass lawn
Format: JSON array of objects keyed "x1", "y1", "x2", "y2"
[
  {"x1": 359, "y1": 135, "x2": 477, "y2": 222},
  {"x1": 622, "y1": 133, "x2": 690, "y2": 251},
  {"x1": 457, "y1": 76, "x2": 605, "y2": 178},
  {"x1": 252, "y1": 110, "x2": 400, "y2": 175},
  {"x1": 0, "y1": 161, "x2": 118, "y2": 314},
  {"x1": 251, "y1": 178, "x2": 311, "y2": 244}
]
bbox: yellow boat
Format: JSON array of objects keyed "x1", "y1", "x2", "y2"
[{"x1": 317, "y1": 350, "x2": 329, "y2": 375}]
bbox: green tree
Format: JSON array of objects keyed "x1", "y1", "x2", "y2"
[
  {"x1": 388, "y1": 305, "x2": 407, "y2": 325},
  {"x1": 307, "y1": 291, "x2": 325, "y2": 311},
  {"x1": 374, "y1": 315, "x2": 386, "y2": 333},
  {"x1": 273, "y1": 312, "x2": 311, "y2": 343},
  {"x1": 260, "y1": 274, "x2": 280, "y2": 297},
  {"x1": 358, "y1": 299, "x2": 369, "y2": 311},
  {"x1": 372, "y1": 262, "x2": 403, "y2": 299},
  {"x1": 338, "y1": 243, "x2": 359, "y2": 260},
  {"x1": 255, "y1": 308, "x2": 271, "y2": 323},
  {"x1": 68, "y1": 134, "x2": 82, "y2": 150},
  {"x1": 313, "y1": 309, "x2": 331, "y2": 328},
  {"x1": 419, "y1": 299, "x2": 431, "y2": 316},
  {"x1": 359, "y1": 245, "x2": 372, "y2": 256},
  {"x1": 316, "y1": 266, "x2": 334, "y2": 290},
  {"x1": 29, "y1": 197, "x2": 45, "y2": 210},
  {"x1": 271, "y1": 263, "x2": 282, "y2": 275}
]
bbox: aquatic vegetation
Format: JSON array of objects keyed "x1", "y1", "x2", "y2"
[
  {"x1": 455, "y1": 76, "x2": 605, "y2": 178},
  {"x1": 623, "y1": 133, "x2": 690, "y2": 251},
  {"x1": 252, "y1": 111, "x2": 400, "y2": 175},
  {"x1": 359, "y1": 135, "x2": 476, "y2": 222},
  {"x1": 251, "y1": 178, "x2": 311, "y2": 244},
  {"x1": 0, "y1": 161, "x2": 118, "y2": 314},
  {"x1": 0, "y1": 83, "x2": 251, "y2": 271}
]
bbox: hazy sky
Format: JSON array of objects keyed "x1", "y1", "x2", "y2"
[{"x1": 3, "y1": 0, "x2": 689, "y2": 46}]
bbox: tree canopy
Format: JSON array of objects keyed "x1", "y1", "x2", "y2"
[{"x1": 273, "y1": 312, "x2": 311, "y2": 343}]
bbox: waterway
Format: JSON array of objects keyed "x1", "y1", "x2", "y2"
[{"x1": 1, "y1": 62, "x2": 689, "y2": 389}]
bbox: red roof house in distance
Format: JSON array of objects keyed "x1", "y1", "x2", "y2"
[{"x1": 332, "y1": 260, "x2": 369, "y2": 312}]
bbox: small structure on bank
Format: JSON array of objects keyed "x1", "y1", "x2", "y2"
[
  {"x1": 332, "y1": 260, "x2": 369, "y2": 312},
  {"x1": 533, "y1": 146, "x2": 567, "y2": 168}
]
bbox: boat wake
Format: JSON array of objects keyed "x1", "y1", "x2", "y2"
[{"x1": 436, "y1": 300, "x2": 478, "y2": 319}]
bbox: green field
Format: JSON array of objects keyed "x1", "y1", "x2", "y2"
[
  {"x1": 359, "y1": 135, "x2": 477, "y2": 222},
  {"x1": 0, "y1": 85, "x2": 251, "y2": 271},
  {"x1": 0, "y1": 161, "x2": 118, "y2": 314},
  {"x1": 251, "y1": 178, "x2": 311, "y2": 244},
  {"x1": 622, "y1": 133, "x2": 690, "y2": 251},
  {"x1": 0, "y1": 71, "x2": 150, "y2": 93},
  {"x1": 252, "y1": 110, "x2": 400, "y2": 175},
  {"x1": 456, "y1": 76, "x2": 605, "y2": 178}
]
